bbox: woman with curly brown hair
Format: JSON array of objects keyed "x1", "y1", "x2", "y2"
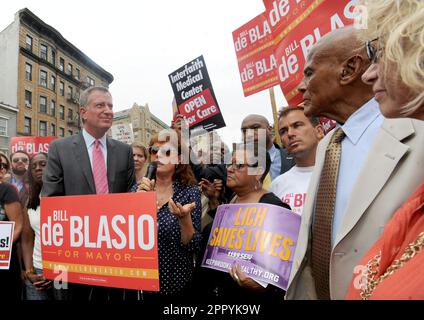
[{"x1": 137, "y1": 130, "x2": 201, "y2": 301}]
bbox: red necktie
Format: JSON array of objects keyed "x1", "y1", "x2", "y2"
[{"x1": 92, "y1": 139, "x2": 109, "y2": 194}]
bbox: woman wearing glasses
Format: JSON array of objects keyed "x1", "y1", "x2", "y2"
[
  {"x1": 137, "y1": 130, "x2": 201, "y2": 301},
  {"x1": 346, "y1": 0, "x2": 424, "y2": 300},
  {"x1": 21, "y1": 153, "x2": 65, "y2": 300},
  {"x1": 196, "y1": 142, "x2": 290, "y2": 303},
  {"x1": 0, "y1": 156, "x2": 23, "y2": 300},
  {"x1": 0, "y1": 153, "x2": 11, "y2": 182}
]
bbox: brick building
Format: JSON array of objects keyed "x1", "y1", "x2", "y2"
[{"x1": 0, "y1": 8, "x2": 113, "y2": 138}]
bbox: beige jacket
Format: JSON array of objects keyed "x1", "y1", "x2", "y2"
[{"x1": 286, "y1": 118, "x2": 424, "y2": 300}]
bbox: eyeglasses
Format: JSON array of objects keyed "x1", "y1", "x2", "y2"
[
  {"x1": 12, "y1": 157, "x2": 29, "y2": 163},
  {"x1": 366, "y1": 38, "x2": 383, "y2": 63},
  {"x1": 0, "y1": 163, "x2": 8, "y2": 170},
  {"x1": 149, "y1": 145, "x2": 178, "y2": 157},
  {"x1": 226, "y1": 162, "x2": 259, "y2": 170},
  {"x1": 31, "y1": 160, "x2": 47, "y2": 170}
]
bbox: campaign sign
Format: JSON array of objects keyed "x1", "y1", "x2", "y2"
[
  {"x1": 168, "y1": 55, "x2": 225, "y2": 131},
  {"x1": 270, "y1": 0, "x2": 358, "y2": 104},
  {"x1": 40, "y1": 192, "x2": 159, "y2": 291},
  {"x1": 232, "y1": 12, "x2": 280, "y2": 97},
  {"x1": 0, "y1": 221, "x2": 15, "y2": 270},
  {"x1": 10, "y1": 136, "x2": 58, "y2": 157},
  {"x1": 201, "y1": 203, "x2": 301, "y2": 290}
]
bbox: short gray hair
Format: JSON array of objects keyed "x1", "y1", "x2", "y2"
[{"x1": 79, "y1": 86, "x2": 110, "y2": 107}]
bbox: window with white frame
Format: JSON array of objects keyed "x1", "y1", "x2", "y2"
[
  {"x1": 25, "y1": 90, "x2": 32, "y2": 108},
  {"x1": 51, "y1": 75, "x2": 56, "y2": 91},
  {"x1": 24, "y1": 117, "x2": 31, "y2": 135},
  {"x1": 67, "y1": 63, "x2": 73, "y2": 76},
  {"x1": 25, "y1": 35, "x2": 33, "y2": 51},
  {"x1": 51, "y1": 50, "x2": 56, "y2": 66},
  {"x1": 39, "y1": 121, "x2": 47, "y2": 136},
  {"x1": 40, "y1": 70, "x2": 47, "y2": 87},
  {"x1": 0, "y1": 118, "x2": 7, "y2": 136},
  {"x1": 87, "y1": 76, "x2": 95, "y2": 86},
  {"x1": 39, "y1": 96, "x2": 47, "y2": 113},
  {"x1": 25, "y1": 63, "x2": 32, "y2": 81},
  {"x1": 60, "y1": 81, "x2": 64, "y2": 96},
  {"x1": 51, "y1": 100, "x2": 56, "y2": 116},
  {"x1": 40, "y1": 44, "x2": 48, "y2": 60}
]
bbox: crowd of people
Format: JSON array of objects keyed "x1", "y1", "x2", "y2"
[{"x1": 0, "y1": 0, "x2": 422, "y2": 301}]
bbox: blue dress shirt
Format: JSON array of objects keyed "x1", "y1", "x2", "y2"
[{"x1": 331, "y1": 99, "x2": 384, "y2": 246}]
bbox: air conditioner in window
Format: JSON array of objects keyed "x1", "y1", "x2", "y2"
[{"x1": 25, "y1": 101, "x2": 31, "y2": 108}]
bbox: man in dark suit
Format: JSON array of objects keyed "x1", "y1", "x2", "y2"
[
  {"x1": 42, "y1": 86, "x2": 136, "y2": 300},
  {"x1": 240, "y1": 114, "x2": 295, "y2": 182}
]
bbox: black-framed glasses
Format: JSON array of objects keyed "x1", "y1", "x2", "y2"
[
  {"x1": 12, "y1": 157, "x2": 29, "y2": 163},
  {"x1": 366, "y1": 38, "x2": 382, "y2": 63},
  {"x1": 226, "y1": 162, "x2": 259, "y2": 170},
  {"x1": 0, "y1": 163, "x2": 8, "y2": 170}
]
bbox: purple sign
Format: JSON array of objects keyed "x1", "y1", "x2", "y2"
[{"x1": 201, "y1": 203, "x2": 301, "y2": 290}]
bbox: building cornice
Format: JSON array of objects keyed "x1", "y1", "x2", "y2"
[{"x1": 0, "y1": 102, "x2": 19, "y2": 113}]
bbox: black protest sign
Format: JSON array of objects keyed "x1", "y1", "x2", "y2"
[{"x1": 168, "y1": 55, "x2": 226, "y2": 131}]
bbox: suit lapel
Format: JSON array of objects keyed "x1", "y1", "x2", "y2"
[
  {"x1": 72, "y1": 133, "x2": 95, "y2": 193},
  {"x1": 334, "y1": 119, "x2": 415, "y2": 246},
  {"x1": 288, "y1": 132, "x2": 332, "y2": 284},
  {"x1": 107, "y1": 138, "x2": 116, "y2": 193}
]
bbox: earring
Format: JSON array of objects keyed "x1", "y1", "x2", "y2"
[{"x1": 254, "y1": 180, "x2": 260, "y2": 191}]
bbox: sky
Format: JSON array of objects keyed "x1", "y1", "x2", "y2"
[{"x1": 0, "y1": 0, "x2": 288, "y2": 146}]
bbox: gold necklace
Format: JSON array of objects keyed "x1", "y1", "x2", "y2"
[{"x1": 361, "y1": 231, "x2": 424, "y2": 300}]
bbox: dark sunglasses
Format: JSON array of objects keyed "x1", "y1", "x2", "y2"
[
  {"x1": 366, "y1": 38, "x2": 382, "y2": 63},
  {"x1": 0, "y1": 163, "x2": 8, "y2": 170},
  {"x1": 149, "y1": 145, "x2": 178, "y2": 157},
  {"x1": 12, "y1": 157, "x2": 29, "y2": 163}
]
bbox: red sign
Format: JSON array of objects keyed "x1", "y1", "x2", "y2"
[
  {"x1": 234, "y1": 0, "x2": 357, "y2": 103},
  {"x1": 319, "y1": 117, "x2": 337, "y2": 134},
  {"x1": 272, "y1": 0, "x2": 357, "y2": 104},
  {"x1": 10, "y1": 136, "x2": 58, "y2": 157},
  {"x1": 232, "y1": 13, "x2": 279, "y2": 96},
  {"x1": 0, "y1": 221, "x2": 15, "y2": 270},
  {"x1": 177, "y1": 88, "x2": 220, "y2": 128},
  {"x1": 40, "y1": 192, "x2": 159, "y2": 291}
]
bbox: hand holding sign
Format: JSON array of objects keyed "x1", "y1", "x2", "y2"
[{"x1": 230, "y1": 263, "x2": 266, "y2": 292}]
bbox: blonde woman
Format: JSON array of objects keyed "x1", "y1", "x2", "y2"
[
  {"x1": 131, "y1": 142, "x2": 148, "y2": 183},
  {"x1": 346, "y1": 0, "x2": 424, "y2": 300}
]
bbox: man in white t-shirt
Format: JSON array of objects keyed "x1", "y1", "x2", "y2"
[{"x1": 270, "y1": 107, "x2": 324, "y2": 215}]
